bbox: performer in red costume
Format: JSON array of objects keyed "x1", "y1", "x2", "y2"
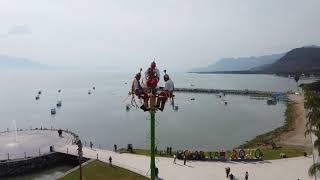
[{"x1": 144, "y1": 61, "x2": 160, "y2": 90}]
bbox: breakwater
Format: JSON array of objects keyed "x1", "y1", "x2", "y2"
[{"x1": 174, "y1": 88, "x2": 276, "y2": 96}]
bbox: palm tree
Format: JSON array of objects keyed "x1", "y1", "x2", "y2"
[
  {"x1": 304, "y1": 81, "x2": 320, "y2": 177},
  {"x1": 309, "y1": 162, "x2": 320, "y2": 176}
]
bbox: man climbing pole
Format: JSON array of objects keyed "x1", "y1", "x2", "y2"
[{"x1": 157, "y1": 72, "x2": 174, "y2": 111}]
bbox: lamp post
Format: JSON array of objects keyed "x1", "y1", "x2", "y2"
[{"x1": 77, "y1": 139, "x2": 83, "y2": 180}]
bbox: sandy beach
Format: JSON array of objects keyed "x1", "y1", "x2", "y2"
[{"x1": 280, "y1": 94, "x2": 312, "y2": 150}]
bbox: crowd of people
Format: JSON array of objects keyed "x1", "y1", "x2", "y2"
[
  {"x1": 174, "y1": 148, "x2": 263, "y2": 162},
  {"x1": 176, "y1": 150, "x2": 206, "y2": 160}
]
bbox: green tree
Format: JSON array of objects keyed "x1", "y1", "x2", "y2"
[{"x1": 304, "y1": 81, "x2": 320, "y2": 176}]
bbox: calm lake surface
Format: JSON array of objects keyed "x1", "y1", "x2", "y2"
[
  {"x1": 0, "y1": 71, "x2": 312, "y2": 152},
  {"x1": 4, "y1": 165, "x2": 72, "y2": 180}
]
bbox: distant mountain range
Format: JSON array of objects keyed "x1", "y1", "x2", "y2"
[
  {"x1": 191, "y1": 54, "x2": 284, "y2": 72},
  {"x1": 0, "y1": 55, "x2": 48, "y2": 69},
  {"x1": 191, "y1": 46, "x2": 320, "y2": 75},
  {"x1": 256, "y1": 47, "x2": 320, "y2": 75}
]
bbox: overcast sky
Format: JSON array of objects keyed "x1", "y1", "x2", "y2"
[{"x1": 0, "y1": 0, "x2": 319, "y2": 72}]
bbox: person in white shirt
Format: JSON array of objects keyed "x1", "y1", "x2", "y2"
[
  {"x1": 156, "y1": 74, "x2": 174, "y2": 111},
  {"x1": 131, "y1": 73, "x2": 149, "y2": 111}
]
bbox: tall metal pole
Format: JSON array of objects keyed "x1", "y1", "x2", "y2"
[
  {"x1": 150, "y1": 94, "x2": 156, "y2": 180},
  {"x1": 77, "y1": 139, "x2": 83, "y2": 180}
]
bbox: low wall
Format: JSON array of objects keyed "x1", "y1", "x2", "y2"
[{"x1": 0, "y1": 152, "x2": 89, "y2": 177}]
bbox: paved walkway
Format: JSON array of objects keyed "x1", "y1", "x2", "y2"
[
  {"x1": 0, "y1": 129, "x2": 73, "y2": 160},
  {"x1": 58, "y1": 145, "x2": 313, "y2": 180}
]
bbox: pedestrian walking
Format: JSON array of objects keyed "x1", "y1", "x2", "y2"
[
  {"x1": 173, "y1": 154, "x2": 176, "y2": 164},
  {"x1": 155, "y1": 167, "x2": 159, "y2": 178},
  {"x1": 109, "y1": 156, "x2": 112, "y2": 166},
  {"x1": 229, "y1": 173, "x2": 234, "y2": 180},
  {"x1": 58, "y1": 129, "x2": 62, "y2": 137},
  {"x1": 245, "y1": 171, "x2": 249, "y2": 180},
  {"x1": 114, "y1": 144, "x2": 117, "y2": 152},
  {"x1": 183, "y1": 155, "x2": 186, "y2": 165},
  {"x1": 225, "y1": 167, "x2": 230, "y2": 178},
  {"x1": 90, "y1": 141, "x2": 93, "y2": 149}
]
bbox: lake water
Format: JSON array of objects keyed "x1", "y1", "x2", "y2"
[
  {"x1": 0, "y1": 71, "x2": 312, "y2": 152},
  {"x1": 4, "y1": 165, "x2": 73, "y2": 180}
]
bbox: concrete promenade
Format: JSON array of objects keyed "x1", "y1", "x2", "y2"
[{"x1": 57, "y1": 145, "x2": 313, "y2": 180}]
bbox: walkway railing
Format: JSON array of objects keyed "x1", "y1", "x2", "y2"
[{"x1": 0, "y1": 127, "x2": 78, "y2": 161}]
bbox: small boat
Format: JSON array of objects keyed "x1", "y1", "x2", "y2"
[
  {"x1": 56, "y1": 100, "x2": 62, "y2": 107},
  {"x1": 125, "y1": 104, "x2": 131, "y2": 111},
  {"x1": 88, "y1": 90, "x2": 92, "y2": 95},
  {"x1": 35, "y1": 95, "x2": 40, "y2": 100},
  {"x1": 58, "y1": 89, "x2": 62, "y2": 93},
  {"x1": 190, "y1": 98, "x2": 195, "y2": 101},
  {"x1": 93, "y1": 86, "x2": 96, "y2": 90},
  {"x1": 267, "y1": 98, "x2": 277, "y2": 105},
  {"x1": 38, "y1": 90, "x2": 42, "y2": 95},
  {"x1": 51, "y1": 108, "x2": 56, "y2": 115}
]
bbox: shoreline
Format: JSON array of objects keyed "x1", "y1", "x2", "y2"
[
  {"x1": 279, "y1": 94, "x2": 312, "y2": 148},
  {"x1": 120, "y1": 94, "x2": 311, "y2": 160},
  {"x1": 239, "y1": 94, "x2": 311, "y2": 152}
]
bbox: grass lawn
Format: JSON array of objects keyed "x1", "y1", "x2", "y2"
[
  {"x1": 60, "y1": 160, "x2": 148, "y2": 180},
  {"x1": 259, "y1": 146, "x2": 306, "y2": 160}
]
